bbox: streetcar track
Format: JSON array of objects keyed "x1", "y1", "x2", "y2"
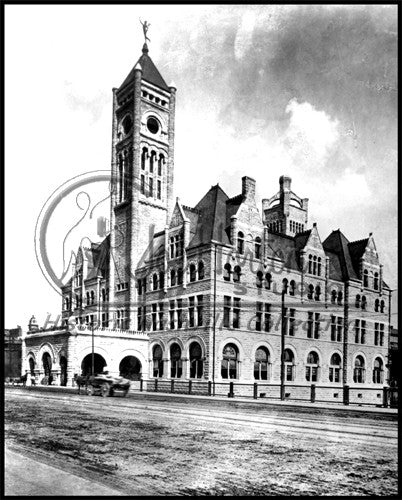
[{"x1": 6, "y1": 391, "x2": 396, "y2": 446}]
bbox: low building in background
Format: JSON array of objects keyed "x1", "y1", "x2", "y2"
[{"x1": 4, "y1": 326, "x2": 22, "y2": 379}]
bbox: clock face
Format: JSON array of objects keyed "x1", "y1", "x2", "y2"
[{"x1": 147, "y1": 117, "x2": 159, "y2": 134}]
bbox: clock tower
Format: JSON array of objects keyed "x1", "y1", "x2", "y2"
[{"x1": 109, "y1": 42, "x2": 176, "y2": 329}]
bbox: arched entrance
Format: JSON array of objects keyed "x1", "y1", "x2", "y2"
[
  {"x1": 42, "y1": 352, "x2": 52, "y2": 385},
  {"x1": 81, "y1": 353, "x2": 107, "y2": 376},
  {"x1": 119, "y1": 356, "x2": 142, "y2": 380},
  {"x1": 29, "y1": 358, "x2": 35, "y2": 376},
  {"x1": 60, "y1": 356, "x2": 67, "y2": 386}
]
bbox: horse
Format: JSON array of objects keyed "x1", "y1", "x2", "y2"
[
  {"x1": 10, "y1": 373, "x2": 28, "y2": 387},
  {"x1": 74, "y1": 374, "x2": 90, "y2": 394}
]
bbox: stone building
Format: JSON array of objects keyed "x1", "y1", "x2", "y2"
[
  {"x1": 23, "y1": 42, "x2": 392, "y2": 404},
  {"x1": 4, "y1": 326, "x2": 22, "y2": 379}
]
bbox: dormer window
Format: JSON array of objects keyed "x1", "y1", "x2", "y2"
[
  {"x1": 237, "y1": 232, "x2": 244, "y2": 255},
  {"x1": 363, "y1": 269, "x2": 369, "y2": 288}
]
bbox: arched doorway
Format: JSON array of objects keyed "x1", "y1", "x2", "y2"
[
  {"x1": 42, "y1": 353, "x2": 52, "y2": 376},
  {"x1": 29, "y1": 358, "x2": 35, "y2": 376},
  {"x1": 81, "y1": 353, "x2": 107, "y2": 376},
  {"x1": 119, "y1": 356, "x2": 142, "y2": 380},
  {"x1": 60, "y1": 356, "x2": 67, "y2": 386}
]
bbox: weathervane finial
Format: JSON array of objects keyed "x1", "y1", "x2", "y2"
[{"x1": 139, "y1": 18, "x2": 151, "y2": 44}]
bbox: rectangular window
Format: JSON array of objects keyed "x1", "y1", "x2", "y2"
[
  {"x1": 361, "y1": 320, "x2": 366, "y2": 344},
  {"x1": 177, "y1": 299, "x2": 183, "y2": 328},
  {"x1": 158, "y1": 303, "x2": 164, "y2": 330},
  {"x1": 101, "y1": 312, "x2": 108, "y2": 328},
  {"x1": 197, "y1": 295, "x2": 204, "y2": 327},
  {"x1": 264, "y1": 304, "x2": 271, "y2": 332},
  {"x1": 283, "y1": 307, "x2": 288, "y2": 335},
  {"x1": 157, "y1": 180, "x2": 161, "y2": 200},
  {"x1": 137, "y1": 307, "x2": 144, "y2": 331},
  {"x1": 374, "y1": 322, "x2": 379, "y2": 346},
  {"x1": 331, "y1": 315, "x2": 336, "y2": 341},
  {"x1": 289, "y1": 309, "x2": 296, "y2": 336},
  {"x1": 140, "y1": 175, "x2": 145, "y2": 195},
  {"x1": 149, "y1": 177, "x2": 153, "y2": 197},
  {"x1": 233, "y1": 298, "x2": 241, "y2": 329},
  {"x1": 355, "y1": 319, "x2": 360, "y2": 343},
  {"x1": 380, "y1": 323, "x2": 385, "y2": 346},
  {"x1": 152, "y1": 303, "x2": 157, "y2": 331},
  {"x1": 169, "y1": 300, "x2": 175, "y2": 330},
  {"x1": 256, "y1": 302, "x2": 262, "y2": 332},
  {"x1": 224, "y1": 296, "x2": 231, "y2": 328},
  {"x1": 337, "y1": 317, "x2": 343, "y2": 342},
  {"x1": 307, "y1": 312, "x2": 313, "y2": 338},
  {"x1": 314, "y1": 313, "x2": 320, "y2": 339},
  {"x1": 189, "y1": 297, "x2": 195, "y2": 327}
]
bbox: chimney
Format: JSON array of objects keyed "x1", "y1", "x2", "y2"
[{"x1": 242, "y1": 176, "x2": 256, "y2": 200}]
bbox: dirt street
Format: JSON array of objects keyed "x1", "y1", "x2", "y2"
[{"x1": 4, "y1": 389, "x2": 398, "y2": 496}]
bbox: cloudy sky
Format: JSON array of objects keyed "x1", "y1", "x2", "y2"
[{"x1": 5, "y1": 4, "x2": 397, "y2": 329}]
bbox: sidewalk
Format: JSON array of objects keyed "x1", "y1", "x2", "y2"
[{"x1": 5, "y1": 446, "x2": 125, "y2": 496}]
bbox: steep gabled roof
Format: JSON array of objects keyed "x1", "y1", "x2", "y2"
[
  {"x1": 322, "y1": 230, "x2": 358, "y2": 281},
  {"x1": 119, "y1": 44, "x2": 169, "y2": 92},
  {"x1": 86, "y1": 236, "x2": 110, "y2": 280},
  {"x1": 188, "y1": 184, "x2": 231, "y2": 248},
  {"x1": 348, "y1": 238, "x2": 369, "y2": 274},
  {"x1": 265, "y1": 232, "x2": 300, "y2": 271},
  {"x1": 294, "y1": 229, "x2": 312, "y2": 253}
]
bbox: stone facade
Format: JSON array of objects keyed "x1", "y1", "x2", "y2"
[{"x1": 22, "y1": 42, "x2": 392, "y2": 404}]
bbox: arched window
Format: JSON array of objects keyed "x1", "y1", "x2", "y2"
[
  {"x1": 380, "y1": 300, "x2": 385, "y2": 313},
  {"x1": 177, "y1": 268, "x2": 183, "y2": 285},
  {"x1": 289, "y1": 280, "x2": 296, "y2": 296},
  {"x1": 282, "y1": 278, "x2": 288, "y2": 294},
  {"x1": 353, "y1": 356, "x2": 365, "y2": 383},
  {"x1": 101, "y1": 289, "x2": 106, "y2": 302},
  {"x1": 223, "y1": 263, "x2": 231, "y2": 282},
  {"x1": 284, "y1": 349, "x2": 295, "y2": 381},
  {"x1": 233, "y1": 266, "x2": 241, "y2": 283},
  {"x1": 198, "y1": 261, "x2": 205, "y2": 280},
  {"x1": 374, "y1": 272, "x2": 379, "y2": 290},
  {"x1": 314, "y1": 285, "x2": 321, "y2": 301},
  {"x1": 317, "y1": 257, "x2": 322, "y2": 276},
  {"x1": 331, "y1": 290, "x2": 337, "y2": 304},
  {"x1": 189, "y1": 264, "x2": 196, "y2": 282},
  {"x1": 361, "y1": 296, "x2": 367, "y2": 311},
  {"x1": 237, "y1": 232, "x2": 244, "y2": 255},
  {"x1": 170, "y1": 343, "x2": 183, "y2": 378},
  {"x1": 170, "y1": 269, "x2": 176, "y2": 287},
  {"x1": 158, "y1": 154, "x2": 164, "y2": 176},
  {"x1": 256, "y1": 271, "x2": 263, "y2": 288},
  {"x1": 189, "y1": 342, "x2": 203, "y2": 379},
  {"x1": 65, "y1": 297, "x2": 70, "y2": 311},
  {"x1": 169, "y1": 237, "x2": 174, "y2": 259},
  {"x1": 307, "y1": 284, "x2": 314, "y2": 300},
  {"x1": 221, "y1": 343, "x2": 239, "y2": 379},
  {"x1": 254, "y1": 347, "x2": 270, "y2": 381},
  {"x1": 149, "y1": 150, "x2": 156, "y2": 173},
  {"x1": 308, "y1": 255, "x2": 313, "y2": 274},
  {"x1": 86, "y1": 292, "x2": 90, "y2": 305},
  {"x1": 265, "y1": 273, "x2": 272, "y2": 290},
  {"x1": 374, "y1": 299, "x2": 379, "y2": 312},
  {"x1": 355, "y1": 294, "x2": 361, "y2": 308},
  {"x1": 152, "y1": 345, "x2": 163, "y2": 378},
  {"x1": 306, "y1": 351, "x2": 319, "y2": 382},
  {"x1": 363, "y1": 269, "x2": 369, "y2": 288},
  {"x1": 90, "y1": 291, "x2": 95, "y2": 305},
  {"x1": 159, "y1": 272, "x2": 165, "y2": 289},
  {"x1": 255, "y1": 237, "x2": 261, "y2": 259},
  {"x1": 373, "y1": 358, "x2": 384, "y2": 384},
  {"x1": 153, "y1": 273, "x2": 158, "y2": 290},
  {"x1": 337, "y1": 291, "x2": 343, "y2": 305},
  {"x1": 313, "y1": 256, "x2": 317, "y2": 276},
  {"x1": 141, "y1": 147, "x2": 148, "y2": 170},
  {"x1": 329, "y1": 353, "x2": 342, "y2": 382}
]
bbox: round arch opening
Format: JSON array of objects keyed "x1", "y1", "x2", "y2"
[
  {"x1": 119, "y1": 356, "x2": 142, "y2": 380},
  {"x1": 60, "y1": 356, "x2": 68, "y2": 386},
  {"x1": 81, "y1": 353, "x2": 107, "y2": 377}
]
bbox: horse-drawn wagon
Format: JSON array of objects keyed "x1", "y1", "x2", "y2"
[{"x1": 74, "y1": 373, "x2": 131, "y2": 397}]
